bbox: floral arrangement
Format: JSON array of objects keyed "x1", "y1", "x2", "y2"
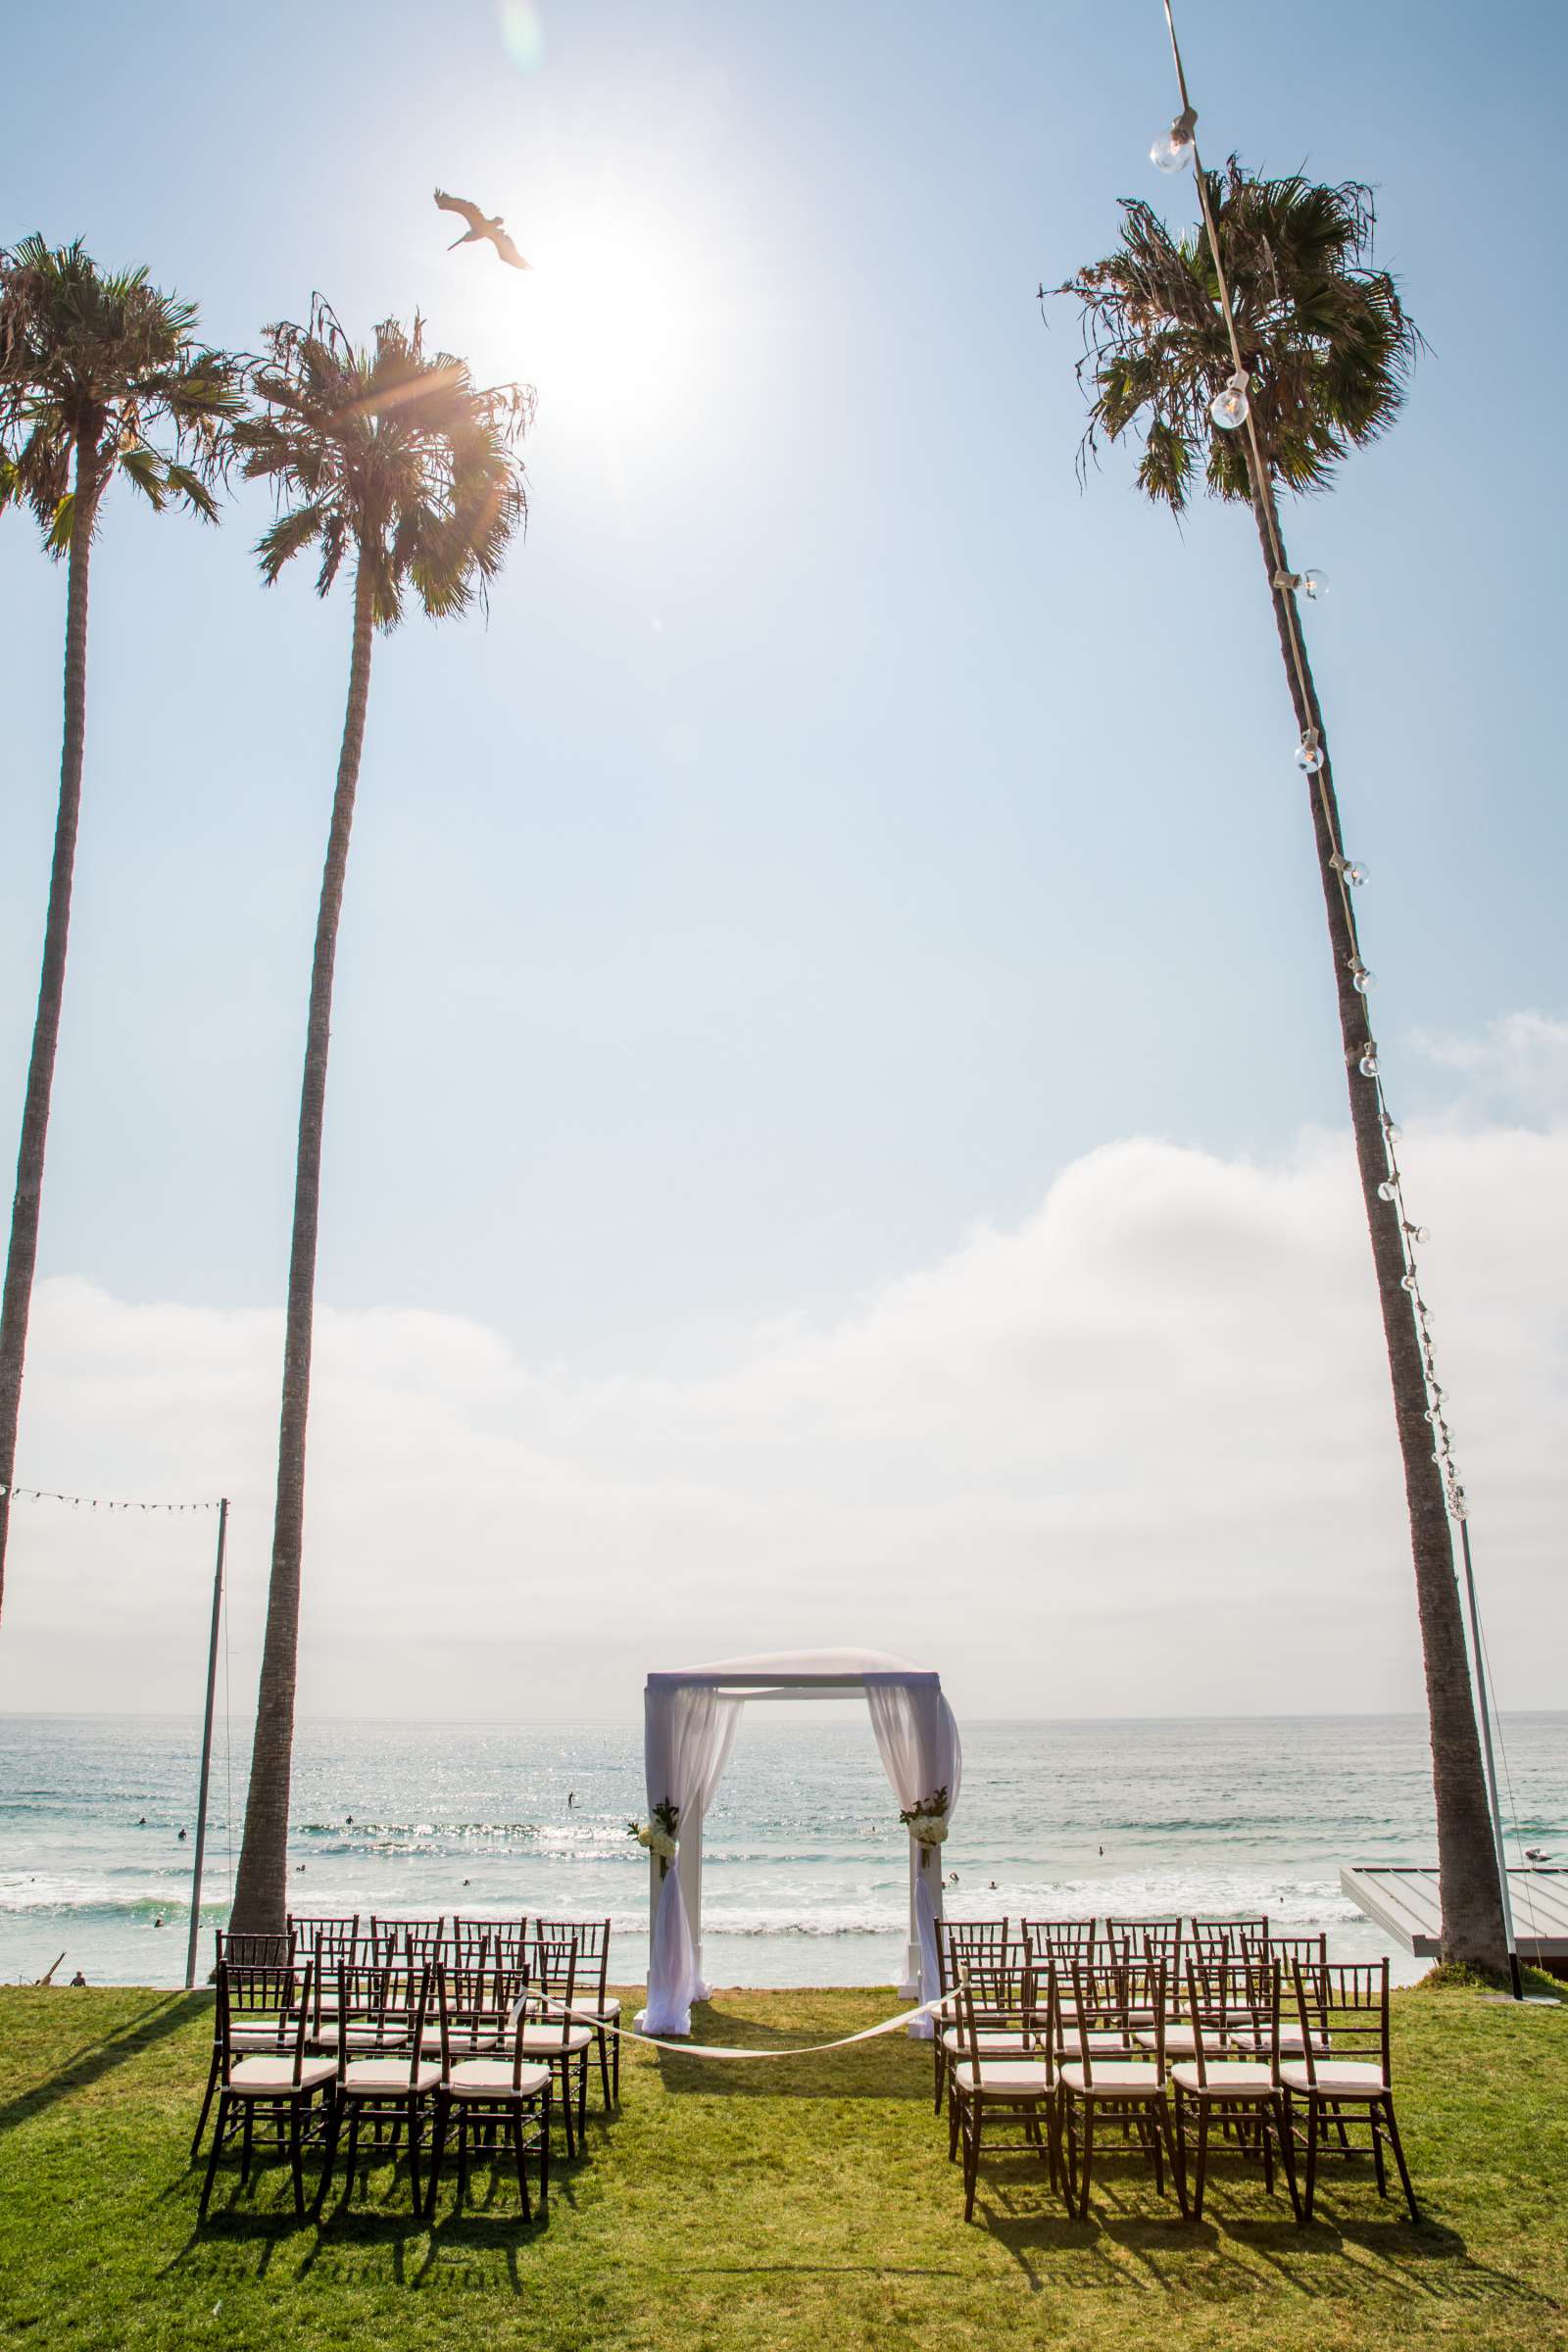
[
  {"x1": 900, "y1": 1786, "x2": 950, "y2": 1865},
  {"x1": 627, "y1": 1798, "x2": 680, "y2": 1880}
]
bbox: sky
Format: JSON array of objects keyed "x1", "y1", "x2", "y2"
[{"x1": 0, "y1": 0, "x2": 1562, "y2": 1728}]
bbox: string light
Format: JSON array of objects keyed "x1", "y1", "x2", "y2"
[
  {"x1": 1151, "y1": 103, "x2": 1198, "y2": 172},
  {"x1": 1274, "y1": 567, "x2": 1328, "y2": 599},
  {"x1": 1147, "y1": 0, "x2": 1474, "y2": 1536},
  {"x1": 0, "y1": 1485, "x2": 220, "y2": 1512},
  {"x1": 1210, "y1": 368, "x2": 1250, "y2": 430}
]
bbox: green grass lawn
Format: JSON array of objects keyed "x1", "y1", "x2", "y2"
[{"x1": 0, "y1": 1979, "x2": 1564, "y2": 2351}]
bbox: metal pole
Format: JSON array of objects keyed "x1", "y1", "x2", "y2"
[
  {"x1": 1458, "y1": 1517, "x2": 1522, "y2": 1999},
  {"x1": 184, "y1": 1498, "x2": 228, "y2": 1991}
]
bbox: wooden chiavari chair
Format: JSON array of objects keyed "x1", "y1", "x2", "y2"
[
  {"x1": 453, "y1": 1914, "x2": 530, "y2": 1981},
  {"x1": 371, "y1": 1915, "x2": 445, "y2": 1962},
  {"x1": 1060, "y1": 1956, "x2": 1186, "y2": 2221},
  {"x1": 533, "y1": 1918, "x2": 619, "y2": 2106},
  {"x1": 1283, "y1": 1958, "x2": 1416, "y2": 2222},
  {"x1": 199, "y1": 1960, "x2": 334, "y2": 2222},
  {"x1": 315, "y1": 1959, "x2": 439, "y2": 2216},
  {"x1": 1169, "y1": 1956, "x2": 1299, "y2": 2221},
  {"x1": 934, "y1": 1920, "x2": 1014, "y2": 2116},
  {"x1": 1230, "y1": 1934, "x2": 1330, "y2": 2056},
  {"x1": 508, "y1": 1940, "x2": 594, "y2": 2155},
  {"x1": 288, "y1": 1914, "x2": 361, "y2": 2015},
  {"x1": 425, "y1": 1960, "x2": 553, "y2": 2221},
  {"x1": 192, "y1": 1933, "x2": 300, "y2": 2157},
  {"x1": 949, "y1": 1956, "x2": 1060, "y2": 2224},
  {"x1": 1191, "y1": 1914, "x2": 1269, "y2": 1959}
]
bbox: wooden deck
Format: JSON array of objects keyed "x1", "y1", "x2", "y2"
[{"x1": 1342, "y1": 1864, "x2": 1568, "y2": 1962}]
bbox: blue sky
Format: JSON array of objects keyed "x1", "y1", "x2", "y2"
[{"x1": 0, "y1": 1, "x2": 1563, "y2": 1720}]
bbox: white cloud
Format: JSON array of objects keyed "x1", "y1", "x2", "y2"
[{"x1": 1, "y1": 1024, "x2": 1563, "y2": 1727}]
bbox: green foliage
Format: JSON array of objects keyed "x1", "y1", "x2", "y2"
[
  {"x1": 0, "y1": 1980, "x2": 1564, "y2": 2350},
  {"x1": 1054, "y1": 161, "x2": 1422, "y2": 513},
  {"x1": 0, "y1": 233, "x2": 243, "y2": 545},
  {"x1": 233, "y1": 297, "x2": 534, "y2": 630}
]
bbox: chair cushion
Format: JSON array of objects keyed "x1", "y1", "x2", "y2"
[
  {"x1": 1171, "y1": 2061, "x2": 1276, "y2": 2098},
  {"x1": 1280, "y1": 2060, "x2": 1388, "y2": 2097},
  {"x1": 228, "y1": 2056, "x2": 335, "y2": 2094},
  {"x1": 343, "y1": 2059, "x2": 440, "y2": 2094},
  {"x1": 446, "y1": 2059, "x2": 552, "y2": 2100},
  {"x1": 1060, "y1": 2061, "x2": 1162, "y2": 2096},
  {"x1": 941, "y1": 2028, "x2": 1032, "y2": 2055},
  {"x1": 952, "y1": 2060, "x2": 1054, "y2": 2096},
  {"x1": 517, "y1": 2026, "x2": 593, "y2": 2054},
  {"x1": 1138, "y1": 2025, "x2": 1197, "y2": 2055},
  {"x1": 1227, "y1": 2027, "x2": 1330, "y2": 2055}
]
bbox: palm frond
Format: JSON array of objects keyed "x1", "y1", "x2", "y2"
[
  {"x1": 1051, "y1": 157, "x2": 1421, "y2": 517},
  {"x1": 0, "y1": 234, "x2": 244, "y2": 550},
  {"x1": 240, "y1": 300, "x2": 532, "y2": 628}
]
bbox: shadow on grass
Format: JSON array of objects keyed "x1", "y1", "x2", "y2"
[
  {"x1": 0, "y1": 1992, "x2": 196, "y2": 2138},
  {"x1": 164, "y1": 2099, "x2": 611, "y2": 2280},
  {"x1": 655, "y1": 2001, "x2": 928, "y2": 2100},
  {"x1": 973, "y1": 2164, "x2": 1552, "y2": 2314},
  {"x1": 165, "y1": 2174, "x2": 560, "y2": 2299}
]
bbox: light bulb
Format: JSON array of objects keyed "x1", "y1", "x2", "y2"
[
  {"x1": 1358, "y1": 1053, "x2": 1380, "y2": 1077},
  {"x1": 1151, "y1": 106, "x2": 1197, "y2": 173},
  {"x1": 1383, "y1": 1117, "x2": 1402, "y2": 1142},
  {"x1": 1407, "y1": 1224, "x2": 1431, "y2": 1245},
  {"x1": 1347, "y1": 863, "x2": 1368, "y2": 886},
  {"x1": 1430, "y1": 1385, "x2": 1447, "y2": 1404},
  {"x1": 1210, "y1": 369, "x2": 1250, "y2": 431},
  {"x1": 1352, "y1": 968, "x2": 1376, "y2": 994},
  {"x1": 1378, "y1": 1181, "x2": 1398, "y2": 1202},
  {"x1": 1296, "y1": 730, "x2": 1325, "y2": 773},
  {"x1": 1399, "y1": 1273, "x2": 1419, "y2": 1294},
  {"x1": 1299, "y1": 569, "x2": 1328, "y2": 600},
  {"x1": 1431, "y1": 1447, "x2": 1449, "y2": 1464}
]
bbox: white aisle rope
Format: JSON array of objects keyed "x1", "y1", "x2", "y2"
[{"x1": 512, "y1": 1990, "x2": 955, "y2": 2061}]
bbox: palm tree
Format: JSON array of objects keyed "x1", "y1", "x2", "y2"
[
  {"x1": 0, "y1": 236, "x2": 240, "y2": 1619},
  {"x1": 227, "y1": 303, "x2": 532, "y2": 1934},
  {"x1": 1055, "y1": 164, "x2": 1507, "y2": 1971}
]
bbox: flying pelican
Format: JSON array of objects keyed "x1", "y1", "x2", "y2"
[{"x1": 434, "y1": 189, "x2": 532, "y2": 270}]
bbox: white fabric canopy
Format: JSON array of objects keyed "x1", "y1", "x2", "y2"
[{"x1": 637, "y1": 1647, "x2": 962, "y2": 2038}]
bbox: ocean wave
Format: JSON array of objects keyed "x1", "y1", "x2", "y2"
[{"x1": 0, "y1": 1876, "x2": 222, "y2": 1920}]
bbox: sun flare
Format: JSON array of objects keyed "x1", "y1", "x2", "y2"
[{"x1": 511, "y1": 208, "x2": 721, "y2": 439}]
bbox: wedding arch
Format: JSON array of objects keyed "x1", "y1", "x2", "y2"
[{"x1": 636, "y1": 1647, "x2": 962, "y2": 2038}]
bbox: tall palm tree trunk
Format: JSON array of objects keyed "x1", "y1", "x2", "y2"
[
  {"x1": 1250, "y1": 468, "x2": 1506, "y2": 1972},
  {"x1": 231, "y1": 562, "x2": 374, "y2": 1935},
  {"x1": 0, "y1": 436, "x2": 100, "y2": 1619}
]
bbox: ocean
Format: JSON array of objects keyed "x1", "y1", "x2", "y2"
[{"x1": 2, "y1": 1711, "x2": 1562, "y2": 1990}]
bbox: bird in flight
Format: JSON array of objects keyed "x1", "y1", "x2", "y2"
[{"x1": 434, "y1": 189, "x2": 532, "y2": 270}]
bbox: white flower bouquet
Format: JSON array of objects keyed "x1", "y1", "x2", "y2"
[
  {"x1": 900, "y1": 1786, "x2": 951, "y2": 1864},
  {"x1": 628, "y1": 1799, "x2": 680, "y2": 1879}
]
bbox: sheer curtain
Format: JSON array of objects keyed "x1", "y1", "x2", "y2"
[
  {"x1": 864, "y1": 1677, "x2": 963, "y2": 2037},
  {"x1": 638, "y1": 1683, "x2": 743, "y2": 2034}
]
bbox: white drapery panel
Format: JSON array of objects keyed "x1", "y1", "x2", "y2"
[
  {"x1": 638, "y1": 1683, "x2": 743, "y2": 2035},
  {"x1": 864, "y1": 1677, "x2": 963, "y2": 2038}
]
